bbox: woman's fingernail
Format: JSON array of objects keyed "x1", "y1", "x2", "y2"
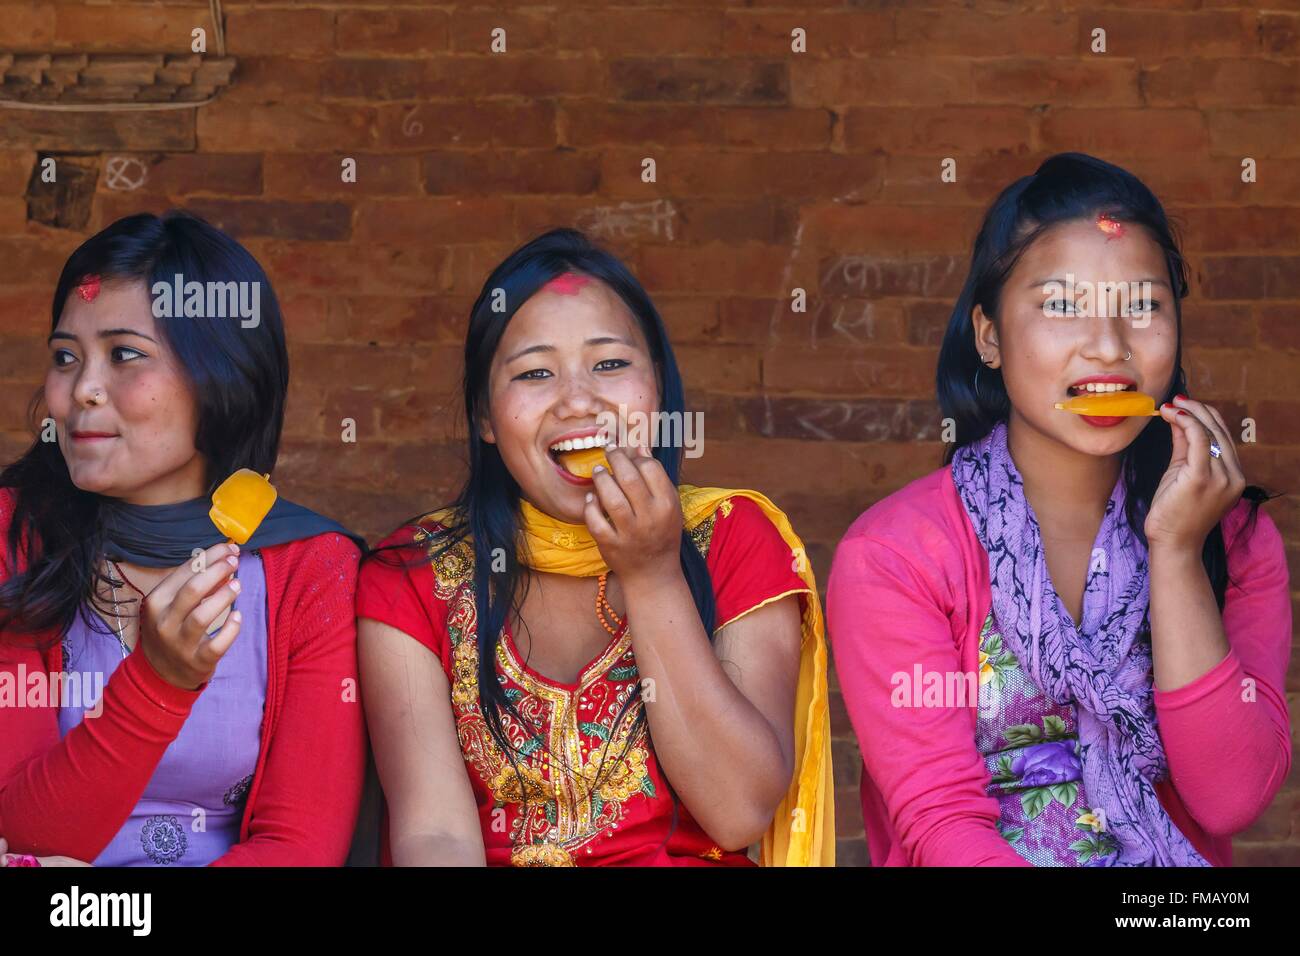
[
  {"x1": 585, "y1": 492, "x2": 594, "y2": 503},
  {"x1": 1177, "y1": 410, "x2": 1188, "y2": 416},
  {"x1": 230, "y1": 579, "x2": 241, "y2": 592},
  {"x1": 1175, "y1": 393, "x2": 1188, "y2": 401},
  {"x1": 592, "y1": 465, "x2": 604, "y2": 474}
]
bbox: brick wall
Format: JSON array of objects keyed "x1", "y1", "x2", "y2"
[{"x1": 0, "y1": 0, "x2": 1296, "y2": 865}]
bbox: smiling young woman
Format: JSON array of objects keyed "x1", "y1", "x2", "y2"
[
  {"x1": 828, "y1": 153, "x2": 1291, "y2": 867},
  {"x1": 356, "y1": 228, "x2": 833, "y2": 867},
  {"x1": 0, "y1": 211, "x2": 367, "y2": 868}
]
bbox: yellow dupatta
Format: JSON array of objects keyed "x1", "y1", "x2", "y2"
[{"x1": 514, "y1": 484, "x2": 835, "y2": 866}]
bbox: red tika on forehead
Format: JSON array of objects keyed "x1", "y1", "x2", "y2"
[
  {"x1": 76, "y1": 274, "x2": 101, "y2": 302},
  {"x1": 1096, "y1": 214, "x2": 1125, "y2": 240},
  {"x1": 543, "y1": 272, "x2": 590, "y2": 296}
]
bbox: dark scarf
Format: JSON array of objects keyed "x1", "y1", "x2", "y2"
[{"x1": 100, "y1": 493, "x2": 366, "y2": 567}]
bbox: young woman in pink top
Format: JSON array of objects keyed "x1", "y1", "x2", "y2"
[{"x1": 828, "y1": 152, "x2": 1291, "y2": 867}]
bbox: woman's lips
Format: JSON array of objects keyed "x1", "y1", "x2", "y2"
[
  {"x1": 1078, "y1": 415, "x2": 1125, "y2": 428},
  {"x1": 551, "y1": 454, "x2": 594, "y2": 486},
  {"x1": 70, "y1": 432, "x2": 117, "y2": 442}
]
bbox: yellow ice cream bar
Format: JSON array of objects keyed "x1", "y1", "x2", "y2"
[
  {"x1": 1054, "y1": 391, "x2": 1159, "y2": 417},
  {"x1": 558, "y1": 446, "x2": 610, "y2": 478},
  {"x1": 210, "y1": 469, "x2": 277, "y2": 544}
]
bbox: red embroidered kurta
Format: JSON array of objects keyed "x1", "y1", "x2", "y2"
[{"x1": 357, "y1": 495, "x2": 810, "y2": 866}]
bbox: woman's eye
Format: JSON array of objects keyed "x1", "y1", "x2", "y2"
[
  {"x1": 112, "y1": 346, "x2": 145, "y2": 362},
  {"x1": 51, "y1": 349, "x2": 76, "y2": 367},
  {"x1": 1044, "y1": 299, "x2": 1077, "y2": 316},
  {"x1": 1125, "y1": 299, "x2": 1158, "y2": 317},
  {"x1": 515, "y1": 368, "x2": 552, "y2": 381},
  {"x1": 595, "y1": 358, "x2": 630, "y2": 371}
]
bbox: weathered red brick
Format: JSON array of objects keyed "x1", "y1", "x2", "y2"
[
  {"x1": 335, "y1": 9, "x2": 449, "y2": 55},
  {"x1": 610, "y1": 58, "x2": 787, "y2": 104},
  {"x1": 353, "y1": 198, "x2": 513, "y2": 244},
  {"x1": 181, "y1": 199, "x2": 352, "y2": 241},
  {"x1": 0, "y1": 110, "x2": 195, "y2": 152},
  {"x1": 52, "y1": 4, "x2": 202, "y2": 53},
  {"x1": 447, "y1": 10, "x2": 554, "y2": 53},
  {"x1": 226, "y1": 8, "x2": 336, "y2": 57},
  {"x1": 422, "y1": 150, "x2": 600, "y2": 196},
  {"x1": 724, "y1": 11, "x2": 895, "y2": 56},
  {"x1": 373, "y1": 102, "x2": 555, "y2": 149},
  {"x1": 265, "y1": 153, "x2": 421, "y2": 198}
]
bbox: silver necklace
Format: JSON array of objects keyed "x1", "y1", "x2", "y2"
[{"x1": 103, "y1": 560, "x2": 129, "y2": 660}]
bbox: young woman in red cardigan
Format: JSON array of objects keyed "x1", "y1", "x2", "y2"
[
  {"x1": 828, "y1": 153, "x2": 1291, "y2": 866},
  {"x1": 0, "y1": 211, "x2": 366, "y2": 867}
]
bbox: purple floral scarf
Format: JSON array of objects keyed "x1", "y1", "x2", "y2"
[{"x1": 952, "y1": 421, "x2": 1208, "y2": 867}]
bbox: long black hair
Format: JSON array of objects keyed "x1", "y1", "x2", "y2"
[
  {"x1": 937, "y1": 152, "x2": 1276, "y2": 609},
  {"x1": 0, "y1": 210, "x2": 289, "y2": 647},
  {"x1": 367, "y1": 227, "x2": 715, "y2": 824}
]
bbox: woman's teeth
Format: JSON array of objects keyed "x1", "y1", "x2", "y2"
[
  {"x1": 1069, "y1": 383, "x2": 1134, "y2": 395},
  {"x1": 549, "y1": 434, "x2": 608, "y2": 453}
]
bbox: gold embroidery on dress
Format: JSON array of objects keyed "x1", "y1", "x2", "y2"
[
  {"x1": 437, "y1": 555, "x2": 654, "y2": 867},
  {"x1": 428, "y1": 498, "x2": 732, "y2": 866},
  {"x1": 687, "y1": 496, "x2": 728, "y2": 559},
  {"x1": 432, "y1": 540, "x2": 474, "y2": 594},
  {"x1": 689, "y1": 514, "x2": 715, "y2": 558}
]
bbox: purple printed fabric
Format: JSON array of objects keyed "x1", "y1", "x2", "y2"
[
  {"x1": 58, "y1": 552, "x2": 268, "y2": 866},
  {"x1": 977, "y1": 610, "x2": 1121, "y2": 866},
  {"x1": 953, "y1": 421, "x2": 1207, "y2": 867}
]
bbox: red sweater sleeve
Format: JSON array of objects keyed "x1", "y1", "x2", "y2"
[
  {"x1": 1153, "y1": 503, "x2": 1293, "y2": 836},
  {"x1": 0, "y1": 487, "x2": 204, "y2": 860},
  {"x1": 828, "y1": 528, "x2": 1029, "y2": 867},
  {"x1": 211, "y1": 533, "x2": 365, "y2": 866},
  {"x1": 0, "y1": 644, "x2": 201, "y2": 859}
]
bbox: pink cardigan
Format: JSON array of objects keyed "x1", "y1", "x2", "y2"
[{"x1": 827, "y1": 465, "x2": 1292, "y2": 867}]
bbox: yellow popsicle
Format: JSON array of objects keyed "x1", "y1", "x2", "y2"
[
  {"x1": 210, "y1": 469, "x2": 277, "y2": 544},
  {"x1": 1053, "y1": 391, "x2": 1160, "y2": 417},
  {"x1": 557, "y1": 446, "x2": 610, "y2": 478}
]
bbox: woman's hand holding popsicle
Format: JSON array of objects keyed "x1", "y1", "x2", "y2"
[
  {"x1": 138, "y1": 541, "x2": 243, "y2": 691},
  {"x1": 582, "y1": 444, "x2": 683, "y2": 584},
  {"x1": 1145, "y1": 395, "x2": 1246, "y2": 552}
]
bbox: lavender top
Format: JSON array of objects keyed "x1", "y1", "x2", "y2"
[{"x1": 58, "y1": 551, "x2": 268, "y2": 866}]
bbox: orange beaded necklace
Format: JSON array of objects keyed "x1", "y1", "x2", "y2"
[{"x1": 594, "y1": 572, "x2": 625, "y2": 636}]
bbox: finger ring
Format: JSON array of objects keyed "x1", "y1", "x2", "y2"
[{"x1": 1209, "y1": 441, "x2": 1222, "y2": 459}]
